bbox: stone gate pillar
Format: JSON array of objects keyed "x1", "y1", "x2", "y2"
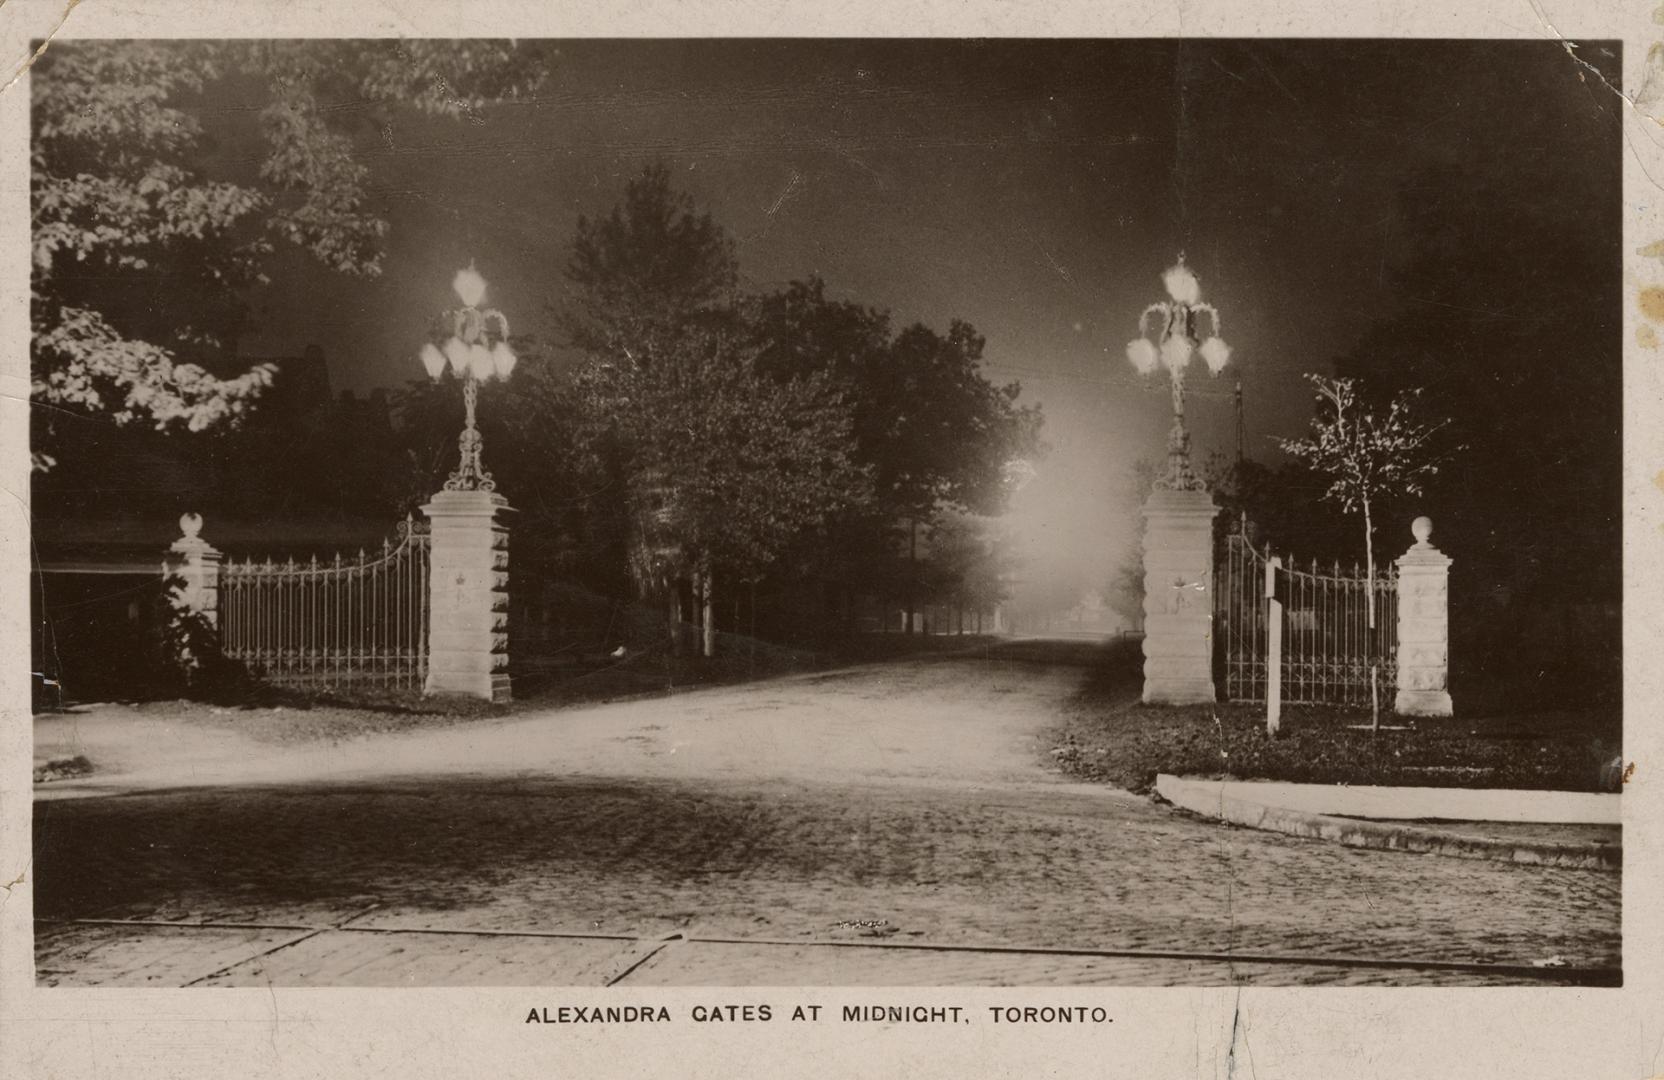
[
  {"x1": 422, "y1": 489, "x2": 513, "y2": 703},
  {"x1": 161, "y1": 512, "x2": 222, "y2": 678},
  {"x1": 166, "y1": 512, "x2": 223, "y2": 628},
  {"x1": 1394, "y1": 516, "x2": 1453, "y2": 717},
  {"x1": 1141, "y1": 489, "x2": 1220, "y2": 705}
]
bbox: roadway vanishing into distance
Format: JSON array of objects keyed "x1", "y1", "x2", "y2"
[{"x1": 34, "y1": 642, "x2": 1620, "y2": 987}]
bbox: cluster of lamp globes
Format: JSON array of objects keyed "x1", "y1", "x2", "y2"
[
  {"x1": 1125, "y1": 258, "x2": 1231, "y2": 378},
  {"x1": 418, "y1": 265, "x2": 518, "y2": 384}
]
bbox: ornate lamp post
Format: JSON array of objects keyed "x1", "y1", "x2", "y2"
[
  {"x1": 420, "y1": 263, "x2": 517, "y2": 493},
  {"x1": 1126, "y1": 255, "x2": 1231, "y2": 491},
  {"x1": 1125, "y1": 254, "x2": 1229, "y2": 706},
  {"x1": 417, "y1": 263, "x2": 516, "y2": 704}
]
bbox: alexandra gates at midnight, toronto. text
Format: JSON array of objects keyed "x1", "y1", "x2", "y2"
[{"x1": 526, "y1": 1004, "x2": 1114, "y2": 1024}]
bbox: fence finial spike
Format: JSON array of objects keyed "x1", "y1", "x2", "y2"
[
  {"x1": 333, "y1": 552, "x2": 342, "y2": 569},
  {"x1": 358, "y1": 547, "x2": 367, "y2": 564},
  {"x1": 309, "y1": 554, "x2": 318, "y2": 569}
]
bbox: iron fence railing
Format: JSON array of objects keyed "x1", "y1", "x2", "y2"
[
  {"x1": 1216, "y1": 522, "x2": 1397, "y2": 707},
  {"x1": 220, "y1": 516, "x2": 430, "y2": 690}
]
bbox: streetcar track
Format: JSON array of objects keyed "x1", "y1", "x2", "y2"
[{"x1": 35, "y1": 917, "x2": 1619, "y2": 986}]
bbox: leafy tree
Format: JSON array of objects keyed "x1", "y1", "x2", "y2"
[
  {"x1": 749, "y1": 278, "x2": 1044, "y2": 631},
  {"x1": 570, "y1": 327, "x2": 867, "y2": 655},
  {"x1": 1277, "y1": 375, "x2": 1449, "y2": 599},
  {"x1": 31, "y1": 40, "x2": 548, "y2": 468},
  {"x1": 558, "y1": 168, "x2": 1043, "y2": 649},
  {"x1": 1278, "y1": 374, "x2": 1452, "y2": 726},
  {"x1": 920, "y1": 513, "x2": 1014, "y2": 632},
  {"x1": 564, "y1": 163, "x2": 739, "y2": 362},
  {"x1": 558, "y1": 163, "x2": 754, "y2": 643},
  {"x1": 753, "y1": 284, "x2": 1041, "y2": 522}
]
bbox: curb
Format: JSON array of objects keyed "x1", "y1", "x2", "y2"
[{"x1": 1154, "y1": 775, "x2": 1620, "y2": 871}]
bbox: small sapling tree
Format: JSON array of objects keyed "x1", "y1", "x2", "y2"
[{"x1": 1278, "y1": 374, "x2": 1450, "y2": 728}]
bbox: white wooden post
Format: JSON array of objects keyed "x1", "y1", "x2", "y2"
[{"x1": 1265, "y1": 555, "x2": 1282, "y2": 735}]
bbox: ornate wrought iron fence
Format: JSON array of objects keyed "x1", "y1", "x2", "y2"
[
  {"x1": 1216, "y1": 520, "x2": 1397, "y2": 707},
  {"x1": 220, "y1": 516, "x2": 430, "y2": 690}
]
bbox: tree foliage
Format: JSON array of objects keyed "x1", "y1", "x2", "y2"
[
  {"x1": 920, "y1": 513, "x2": 1014, "y2": 618},
  {"x1": 1277, "y1": 374, "x2": 1451, "y2": 620},
  {"x1": 564, "y1": 163, "x2": 739, "y2": 361},
  {"x1": 552, "y1": 165, "x2": 1041, "y2": 647},
  {"x1": 1278, "y1": 377, "x2": 1445, "y2": 523},
  {"x1": 558, "y1": 167, "x2": 875, "y2": 654},
  {"x1": 751, "y1": 279, "x2": 1043, "y2": 522},
  {"x1": 30, "y1": 40, "x2": 548, "y2": 466},
  {"x1": 573, "y1": 328, "x2": 867, "y2": 588}
]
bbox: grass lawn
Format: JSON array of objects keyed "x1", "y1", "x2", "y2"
[{"x1": 1052, "y1": 642, "x2": 1624, "y2": 794}]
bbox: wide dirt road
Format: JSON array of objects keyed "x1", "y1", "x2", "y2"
[{"x1": 34, "y1": 644, "x2": 1620, "y2": 986}]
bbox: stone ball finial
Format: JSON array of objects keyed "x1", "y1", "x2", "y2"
[
  {"x1": 1411, "y1": 516, "x2": 1433, "y2": 544},
  {"x1": 180, "y1": 512, "x2": 203, "y2": 539}
]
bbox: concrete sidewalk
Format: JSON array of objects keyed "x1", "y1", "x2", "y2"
[
  {"x1": 35, "y1": 919, "x2": 1617, "y2": 988},
  {"x1": 1154, "y1": 774, "x2": 1621, "y2": 870}
]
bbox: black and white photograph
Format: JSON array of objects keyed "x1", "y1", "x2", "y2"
[
  {"x1": 7, "y1": 8, "x2": 1663, "y2": 1076},
  {"x1": 21, "y1": 34, "x2": 1627, "y2": 991}
]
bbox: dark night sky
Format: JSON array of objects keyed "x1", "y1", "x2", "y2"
[{"x1": 223, "y1": 39, "x2": 1620, "y2": 601}]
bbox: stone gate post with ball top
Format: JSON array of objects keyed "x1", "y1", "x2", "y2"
[
  {"x1": 164, "y1": 512, "x2": 224, "y2": 672},
  {"x1": 1393, "y1": 516, "x2": 1453, "y2": 717}
]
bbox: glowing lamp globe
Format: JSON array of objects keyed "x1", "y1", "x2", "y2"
[
  {"x1": 1160, "y1": 333, "x2": 1194, "y2": 372},
  {"x1": 1162, "y1": 261, "x2": 1200, "y2": 305},
  {"x1": 420, "y1": 343, "x2": 446, "y2": 380},
  {"x1": 467, "y1": 342, "x2": 495, "y2": 381},
  {"x1": 452, "y1": 265, "x2": 488, "y2": 308},
  {"x1": 1126, "y1": 338, "x2": 1159, "y2": 374},
  {"x1": 491, "y1": 341, "x2": 517, "y2": 379},
  {"x1": 1199, "y1": 336, "x2": 1231, "y2": 374},
  {"x1": 442, "y1": 337, "x2": 469, "y2": 375}
]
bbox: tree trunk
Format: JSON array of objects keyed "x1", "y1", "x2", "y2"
[
  {"x1": 905, "y1": 518, "x2": 918, "y2": 635},
  {"x1": 669, "y1": 588, "x2": 684, "y2": 658},
  {"x1": 1364, "y1": 497, "x2": 1379, "y2": 731},
  {"x1": 700, "y1": 562, "x2": 715, "y2": 658}
]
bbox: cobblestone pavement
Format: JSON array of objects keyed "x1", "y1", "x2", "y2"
[{"x1": 32, "y1": 651, "x2": 1621, "y2": 987}]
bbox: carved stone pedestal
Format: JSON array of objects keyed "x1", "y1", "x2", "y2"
[
  {"x1": 1141, "y1": 489, "x2": 1220, "y2": 705},
  {"x1": 422, "y1": 489, "x2": 513, "y2": 703},
  {"x1": 1394, "y1": 516, "x2": 1453, "y2": 717}
]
